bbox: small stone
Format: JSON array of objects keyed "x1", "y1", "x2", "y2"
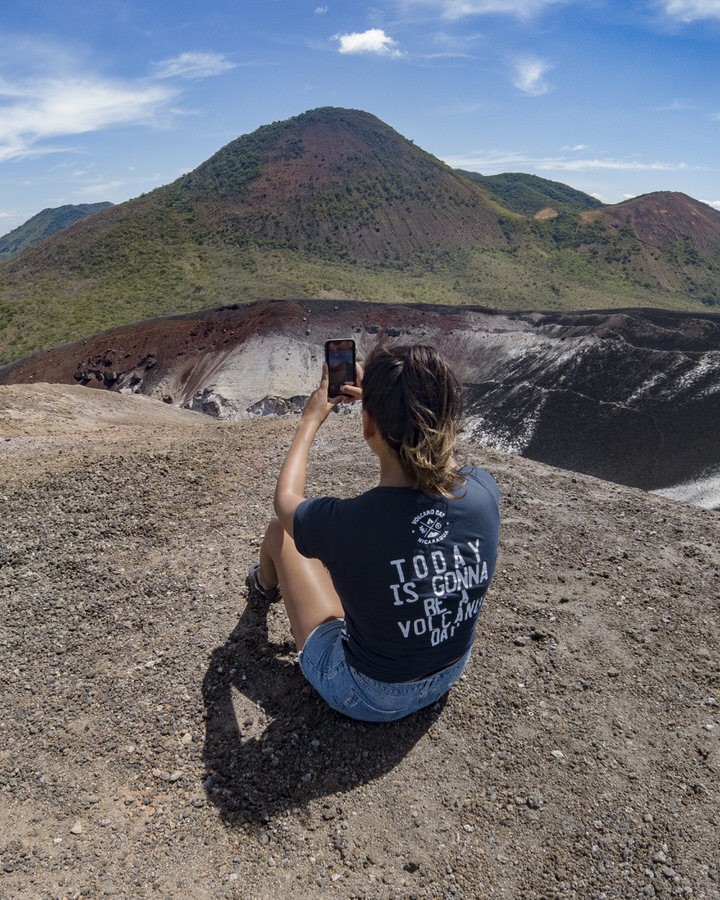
[
  {"x1": 181, "y1": 732, "x2": 193, "y2": 744},
  {"x1": 551, "y1": 749, "x2": 565, "y2": 761},
  {"x1": 70, "y1": 821, "x2": 83, "y2": 835},
  {"x1": 403, "y1": 861, "x2": 420, "y2": 873}
]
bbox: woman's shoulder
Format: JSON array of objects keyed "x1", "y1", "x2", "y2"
[{"x1": 458, "y1": 464, "x2": 500, "y2": 502}]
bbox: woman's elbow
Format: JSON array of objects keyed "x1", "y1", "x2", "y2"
[{"x1": 273, "y1": 491, "x2": 300, "y2": 536}]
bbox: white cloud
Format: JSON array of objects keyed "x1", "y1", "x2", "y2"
[
  {"x1": 551, "y1": 159, "x2": 695, "y2": 173},
  {"x1": 335, "y1": 28, "x2": 404, "y2": 56},
  {"x1": 561, "y1": 143, "x2": 588, "y2": 151},
  {"x1": 403, "y1": 0, "x2": 570, "y2": 20},
  {"x1": 443, "y1": 149, "x2": 704, "y2": 174},
  {"x1": 77, "y1": 180, "x2": 124, "y2": 197},
  {"x1": 151, "y1": 51, "x2": 236, "y2": 80},
  {"x1": 0, "y1": 44, "x2": 235, "y2": 164},
  {"x1": 0, "y1": 76, "x2": 175, "y2": 162},
  {"x1": 315, "y1": 5, "x2": 329, "y2": 12},
  {"x1": 512, "y1": 56, "x2": 551, "y2": 94},
  {"x1": 660, "y1": 0, "x2": 720, "y2": 22},
  {"x1": 702, "y1": 198, "x2": 720, "y2": 210},
  {"x1": 655, "y1": 99, "x2": 695, "y2": 111}
]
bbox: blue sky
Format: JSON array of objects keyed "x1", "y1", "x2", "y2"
[{"x1": 1, "y1": 0, "x2": 719, "y2": 236}]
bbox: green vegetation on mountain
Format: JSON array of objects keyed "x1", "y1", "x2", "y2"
[
  {"x1": 1, "y1": 107, "x2": 719, "y2": 366},
  {"x1": 459, "y1": 171, "x2": 603, "y2": 217},
  {"x1": 0, "y1": 203, "x2": 113, "y2": 260}
]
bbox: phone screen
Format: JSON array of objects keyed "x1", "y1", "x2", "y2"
[{"x1": 325, "y1": 339, "x2": 356, "y2": 398}]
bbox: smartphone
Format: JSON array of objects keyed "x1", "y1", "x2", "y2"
[{"x1": 325, "y1": 339, "x2": 356, "y2": 398}]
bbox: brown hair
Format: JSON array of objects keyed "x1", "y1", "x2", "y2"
[{"x1": 361, "y1": 344, "x2": 465, "y2": 497}]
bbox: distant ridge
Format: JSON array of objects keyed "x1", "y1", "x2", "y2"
[
  {"x1": 1, "y1": 106, "x2": 720, "y2": 365},
  {"x1": 459, "y1": 170, "x2": 603, "y2": 217},
  {"x1": 584, "y1": 191, "x2": 720, "y2": 256},
  {"x1": 0, "y1": 202, "x2": 113, "y2": 259}
]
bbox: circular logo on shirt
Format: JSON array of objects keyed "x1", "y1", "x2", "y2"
[{"x1": 412, "y1": 508, "x2": 449, "y2": 545}]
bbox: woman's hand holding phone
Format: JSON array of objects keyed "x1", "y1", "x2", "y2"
[
  {"x1": 301, "y1": 361, "x2": 363, "y2": 428},
  {"x1": 301, "y1": 364, "x2": 342, "y2": 426}
]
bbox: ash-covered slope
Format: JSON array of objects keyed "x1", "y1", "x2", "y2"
[
  {"x1": 0, "y1": 390, "x2": 718, "y2": 896},
  {"x1": 2, "y1": 300, "x2": 719, "y2": 502}
]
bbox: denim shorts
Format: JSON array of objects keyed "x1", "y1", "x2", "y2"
[{"x1": 298, "y1": 618, "x2": 472, "y2": 723}]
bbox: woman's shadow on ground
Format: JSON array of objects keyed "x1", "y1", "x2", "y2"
[{"x1": 201, "y1": 591, "x2": 445, "y2": 827}]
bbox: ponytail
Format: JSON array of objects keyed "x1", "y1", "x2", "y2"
[{"x1": 361, "y1": 344, "x2": 465, "y2": 497}]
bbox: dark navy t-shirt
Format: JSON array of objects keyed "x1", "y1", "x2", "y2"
[{"x1": 293, "y1": 466, "x2": 500, "y2": 682}]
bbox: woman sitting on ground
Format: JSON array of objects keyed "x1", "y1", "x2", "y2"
[{"x1": 248, "y1": 343, "x2": 500, "y2": 722}]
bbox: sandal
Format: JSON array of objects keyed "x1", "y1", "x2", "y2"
[{"x1": 246, "y1": 563, "x2": 282, "y2": 603}]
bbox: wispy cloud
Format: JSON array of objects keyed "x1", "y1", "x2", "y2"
[
  {"x1": 660, "y1": 0, "x2": 720, "y2": 22},
  {"x1": 77, "y1": 180, "x2": 124, "y2": 196},
  {"x1": 443, "y1": 149, "x2": 705, "y2": 174},
  {"x1": 512, "y1": 56, "x2": 552, "y2": 94},
  {"x1": 0, "y1": 77, "x2": 175, "y2": 162},
  {"x1": 315, "y1": 5, "x2": 329, "y2": 12},
  {"x1": 701, "y1": 198, "x2": 720, "y2": 210},
  {"x1": 0, "y1": 44, "x2": 236, "y2": 164},
  {"x1": 561, "y1": 143, "x2": 588, "y2": 151},
  {"x1": 334, "y1": 28, "x2": 405, "y2": 56},
  {"x1": 402, "y1": 0, "x2": 570, "y2": 20},
  {"x1": 151, "y1": 51, "x2": 236, "y2": 80},
  {"x1": 654, "y1": 98, "x2": 696, "y2": 111}
]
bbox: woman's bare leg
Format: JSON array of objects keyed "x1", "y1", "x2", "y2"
[{"x1": 258, "y1": 517, "x2": 344, "y2": 650}]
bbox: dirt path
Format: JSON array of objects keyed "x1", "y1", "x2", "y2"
[{"x1": 1, "y1": 385, "x2": 718, "y2": 898}]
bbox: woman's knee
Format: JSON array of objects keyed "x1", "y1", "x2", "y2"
[{"x1": 264, "y1": 516, "x2": 287, "y2": 557}]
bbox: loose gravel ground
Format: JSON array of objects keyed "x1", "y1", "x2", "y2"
[{"x1": 1, "y1": 384, "x2": 719, "y2": 898}]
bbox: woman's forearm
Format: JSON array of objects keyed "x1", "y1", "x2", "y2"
[
  {"x1": 273, "y1": 418, "x2": 319, "y2": 536},
  {"x1": 272, "y1": 363, "x2": 349, "y2": 536}
]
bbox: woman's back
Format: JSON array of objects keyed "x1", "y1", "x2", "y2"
[{"x1": 294, "y1": 465, "x2": 499, "y2": 682}]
